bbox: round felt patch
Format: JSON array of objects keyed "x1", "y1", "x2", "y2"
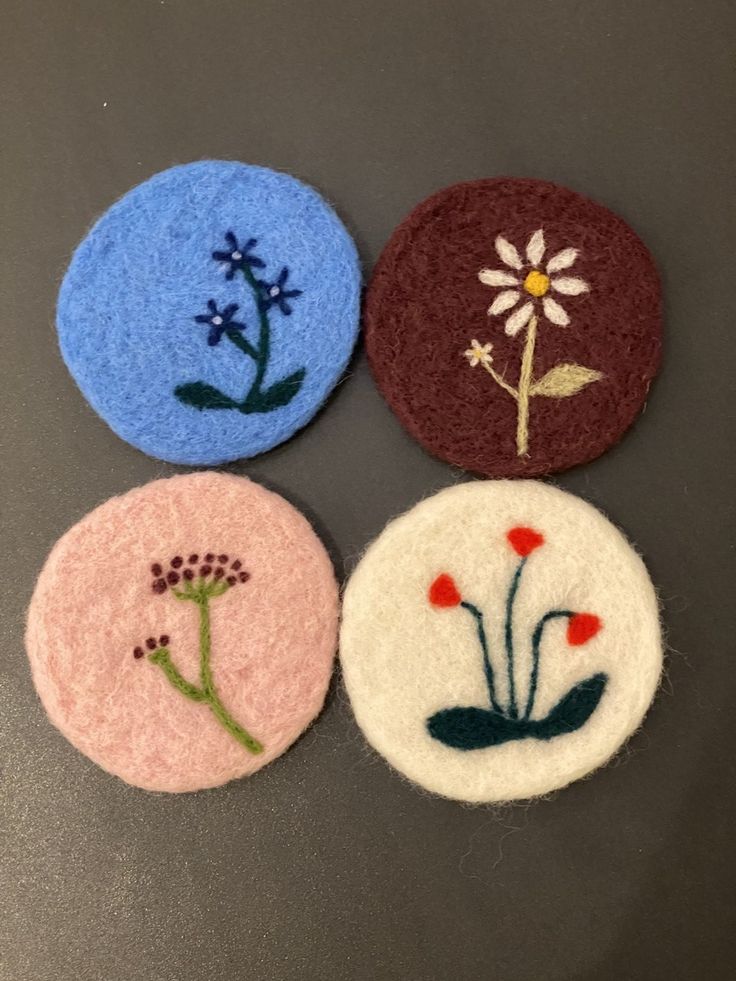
[
  {"x1": 26, "y1": 472, "x2": 338, "y2": 792},
  {"x1": 340, "y1": 481, "x2": 662, "y2": 803},
  {"x1": 365, "y1": 178, "x2": 662, "y2": 477},
  {"x1": 57, "y1": 161, "x2": 360, "y2": 465}
]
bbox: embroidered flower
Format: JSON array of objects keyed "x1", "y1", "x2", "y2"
[
  {"x1": 566, "y1": 613, "x2": 602, "y2": 646},
  {"x1": 194, "y1": 300, "x2": 246, "y2": 347},
  {"x1": 463, "y1": 340, "x2": 493, "y2": 368},
  {"x1": 151, "y1": 553, "x2": 250, "y2": 594},
  {"x1": 212, "y1": 231, "x2": 265, "y2": 279},
  {"x1": 506, "y1": 526, "x2": 545, "y2": 557},
  {"x1": 478, "y1": 229, "x2": 589, "y2": 336},
  {"x1": 256, "y1": 267, "x2": 302, "y2": 315},
  {"x1": 429, "y1": 573, "x2": 462, "y2": 608}
]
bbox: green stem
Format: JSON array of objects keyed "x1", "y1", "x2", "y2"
[
  {"x1": 461, "y1": 601, "x2": 503, "y2": 715},
  {"x1": 503, "y1": 557, "x2": 527, "y2": 719},
  {"x1": 149, "y1": 648, "x2": 207, "y2": 701},
  {"x1": 523, "y1": 610, "x2": 573, "y2": 721},
  {"x1": 241, "y1": 264, "x2": 271, "y2": 396},
  {"x1": 206, "y1": 688, "x2": 264, "y2": 754},
  {"x1": 225, "y1": 327, "x2": 258, "y2": 360}
]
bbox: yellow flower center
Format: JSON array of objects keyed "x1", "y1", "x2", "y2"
[{"x1": 523, "y1": 270, "x2": 550, "y2": 297}]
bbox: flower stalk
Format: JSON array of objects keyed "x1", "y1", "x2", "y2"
[
  {"x1": 426, "y1": 527, "x2": 606, "y2": 749},
  {"x1": 136, "y1": 553, "x2": 263, "y2": 754},
  {"x1": 175, "y1": 232, "x2": 305, "y2": 415}
]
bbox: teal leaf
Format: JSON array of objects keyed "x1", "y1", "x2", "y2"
[
  {"x1": 534, "y1": 673, "x2": 607, "y2": 740},
  {"x1": 240, "y1": 368, "x2": 306, "y2": 414},
  {"x1": 427, "y1": 707, "x2": 531, "y2": 749},
  {"x1": 175, "y1": 382, "x2": 240, "y2": 411}
]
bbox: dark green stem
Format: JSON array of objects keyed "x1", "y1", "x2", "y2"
[
  {"x1": 241, "y1": 263, "x2": 271, "y2": 396},
  {"x1": 461, "y1": 601, "x2": 503, "y2": 715},
  {"x1": 503, "y1": 557, "x2": 527, "y2": 719},
  {"x1": 197, "y1": 595, "x2": 214, "y2": 695},
  {"x1": 225, "y1": 326, "x2": 258, "y2": 360},
  {"x1": 523, "y1": 610, "x2": 574, "y2": 721}
]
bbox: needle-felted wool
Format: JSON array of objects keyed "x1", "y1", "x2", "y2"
[
  {"x1": 26, "y1": 473, "x2": 338, "y2": 792},
  {"x1": 57, "y1": 161, "x2": 361, "y2": 465},
  {"x1": 364, "y1": 178, "x2": 662, "y2": 477},
  {"x1": 340, "y1": 481, "x2": 662, "y2": 804}
]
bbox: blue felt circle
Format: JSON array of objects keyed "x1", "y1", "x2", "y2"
[{"x1": 57, "y1": 161, "x2": 361, "y2": 464}]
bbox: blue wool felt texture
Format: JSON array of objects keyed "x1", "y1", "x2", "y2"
[{"x1": 57, "y1": 161, "x2": 361, "y2": 464}]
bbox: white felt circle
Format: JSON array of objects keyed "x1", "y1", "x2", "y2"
[{"x1": 340, "y1": 481, "x2": 662, "y2": 803}]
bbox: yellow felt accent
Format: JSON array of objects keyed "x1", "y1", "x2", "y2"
[{"x1": 523, "y1": 270, "x2": 550, "y2": 297}]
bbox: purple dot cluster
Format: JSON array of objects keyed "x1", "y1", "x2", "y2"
[{"x1": 151, "y1": 552, "x2": 250, "y2": 594}]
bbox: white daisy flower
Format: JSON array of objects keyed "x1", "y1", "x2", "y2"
[
  {"x1": 478, "y1": 229, "x2": 589, "y2": 336},
  {"x1": 464, "y1": 339, "x2": 493, "y2": 367}
]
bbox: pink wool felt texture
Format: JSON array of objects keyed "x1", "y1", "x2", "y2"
[{"x1": 26, "y1": 472, "x2": 338, "y2": 792}]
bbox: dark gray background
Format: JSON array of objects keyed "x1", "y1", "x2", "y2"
[{"x1": 2, "y1": 1, "x2": 734, "y2": 979}]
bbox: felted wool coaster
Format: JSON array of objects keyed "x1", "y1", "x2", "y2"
[
  {"x1": 26, "y1": 472, "x2": 338, "y2": 792},
  {"x1": 365, "y1": 178, "x2": 662, "y2": 477},
  {"x1": 340, "y1": 481, "x2": 662, "y2": 803},
  {"x1": 57, "y1": 161, "x2": 361, "y2": 465}
]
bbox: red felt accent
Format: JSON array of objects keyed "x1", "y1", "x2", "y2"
[
  {"x1": 364, "y1": 178, "x2": 663, "y2": 477},
  {"x1": 507, "y1": 526, "x2": 545, "y2": 557},
  {"x1": 567, "y1": 613, "x2": 602, "y2": 646},
  {"x1": 429, "y1": 573, "x2": 461, "y2": 608}
]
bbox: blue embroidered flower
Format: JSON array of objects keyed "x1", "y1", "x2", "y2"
[
  {"x1": 212, "y1": 231, "x2": 265, "y2": 279},
  {"x1": 194, "y1": 300, "x2": 246, "y2": 346},
  {"x1": 256, "y1": 267, "x2": 303, "y2": 315}
]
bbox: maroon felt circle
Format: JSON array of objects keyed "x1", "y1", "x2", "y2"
[{"x1": 365, "y1": 178, "x2": 662, "y2": 477}]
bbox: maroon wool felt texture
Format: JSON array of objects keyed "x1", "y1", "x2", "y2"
[{"x1": 364, "y1": 178, "x2": 663, "y2": 477}]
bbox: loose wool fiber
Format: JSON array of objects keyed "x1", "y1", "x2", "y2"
[
  {"x1": 26, "y1": 473, "x2": 338, "y2": 792},
  {"x1": 340, "y1": 481, "x2": 662, "y2": 804},
  {"x1": 365, "y1": 178, "x2": 662, "y2": 478},
  {"x1": 57, "y1": 161, "x2": 361, "y2": 465}
]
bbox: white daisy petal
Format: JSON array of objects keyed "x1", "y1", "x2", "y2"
[
  {"x1": 526, "y1": 229, "x2": 545, "y2": 266},
  {"x1": 546, "y1": 247, "x2": 578, "y2": 273},
  {"x1": 551, "y1": 276, "x2": 589, "y2": 296},
  {"x1": 504, "y1": 302, "x2": 534, "y2": 337},
  {"x1": 478, "y1": 268, "x2": 519, "y2": 287},
  {"x1": 494, "y1": 235, "x2": 523, "y2": 270},
  {"x1": 489, "y1": 290, "x2": 520, "y2": 315},
  {"x1": 542, "y1": 296, "x2": 570, "y2": 326}
]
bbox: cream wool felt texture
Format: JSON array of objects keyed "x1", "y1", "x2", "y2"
[
  {"x1": 26, "y1": 472, "x2": 338, "y2": 793},
  {"x1": 340, "y1": 481, "x2": 662, "y2": 804},
  {"x1": 56, "y1": 161, "x2": 361, "y2": 465}
]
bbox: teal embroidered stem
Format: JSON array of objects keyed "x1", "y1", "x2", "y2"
[
  {"x1": 240, "y1": 263, "x2": 271, "y2": 398},
  {"x1": 461, "y1": 601, "x2": 503, "y2": 715},
  {"x1": 504, "y1": 557, "x2": 527, "y2": 719},
  {"x1": 225, "y1": 326, "x2": 258, "y2": 361},
  {"x1": 149, "y1": 648, "x2": 207, "y2": 701},
  {"x1": 523, "y1": 610, "x2": 574, "y2": 721}
]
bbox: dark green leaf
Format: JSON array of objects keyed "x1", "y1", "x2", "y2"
[
  {"x1": 534, "y1": 673, "x2": 607, "y2": 740},
  {"x1": 240, "y1": 368, "x2": 306, "y2": 414},
  {"x1": 174, "y1": 382, "x2": 239, "y2": 411},
  {"x1": 427, "y1": 706, "x2": 533, "y2": 749}
]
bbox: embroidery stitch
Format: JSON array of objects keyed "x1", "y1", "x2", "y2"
[
  {"x1": 426, "y1": 525, "x2": 606, "y2": 750},
  {"x1": 135, "y1": 553, "x2": 263, "y2": 754},
  {"x1": 175, "y1": 232, "x2": 306, "y2": 415},
  {"x1": 470, "y1": 229, "x2": 603, "y2": 457}
]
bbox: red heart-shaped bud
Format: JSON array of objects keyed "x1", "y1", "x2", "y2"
[
  {"x1": 506, "y1": 526, "x2": 545, "y2": 557},
  {"x1": 428, "y1": 573, "x2": 461, "y2": 608},
  {"x1": 567, "y1": 613, "x2": 602, "y2": 646}
]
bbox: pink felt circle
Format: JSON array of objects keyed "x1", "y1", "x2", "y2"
[{"x1": 26, "y1": 472, "x2": 338, "y2": 792}]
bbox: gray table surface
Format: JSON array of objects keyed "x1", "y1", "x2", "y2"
[{"x1": 2, "y1": 2, "x2": 735, "y2": 979}]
